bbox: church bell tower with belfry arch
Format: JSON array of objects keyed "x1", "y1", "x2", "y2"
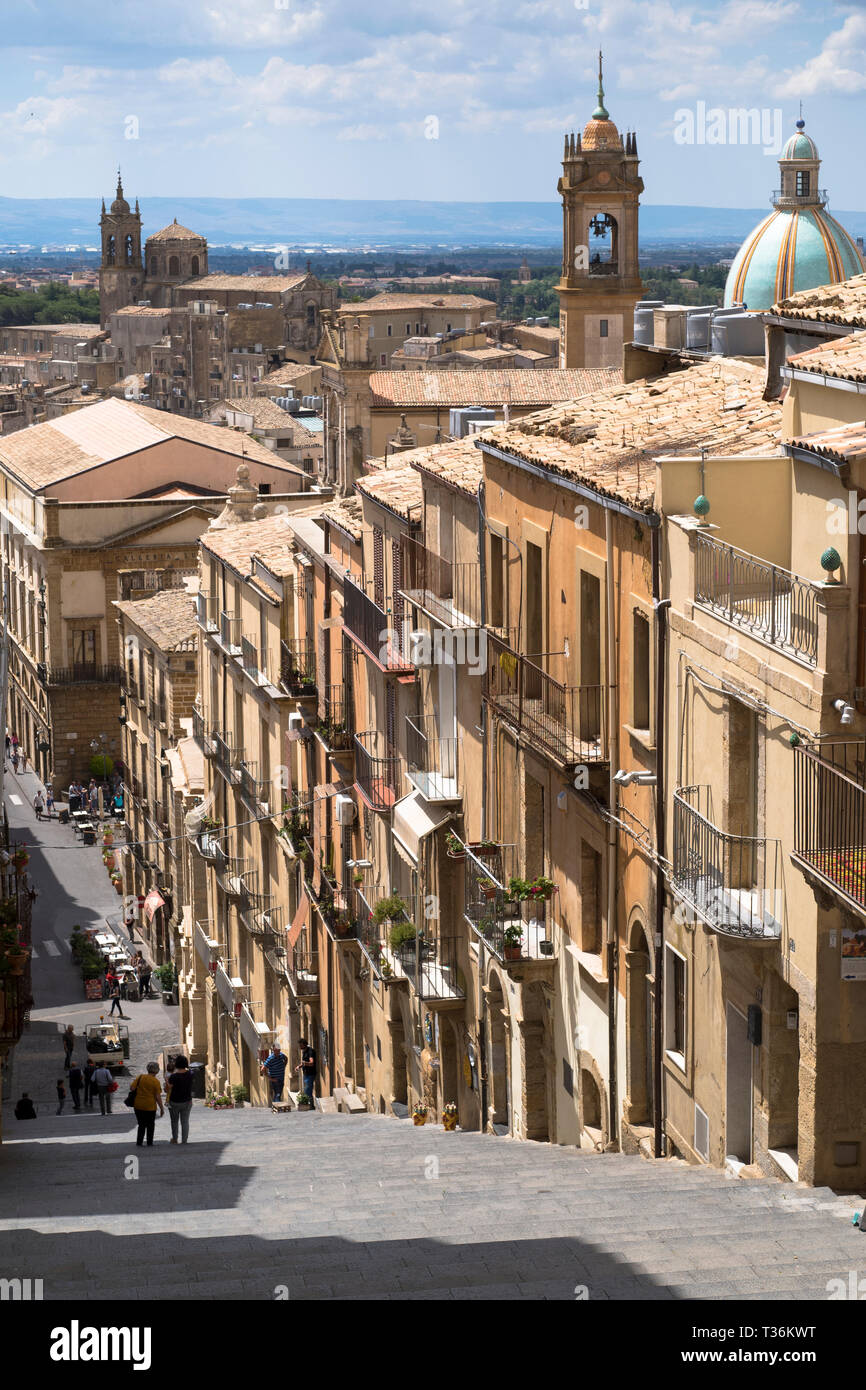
[
  {"x1": 556, "y1": 54, "x2": 644, "y2": 368},
  {"x1": 98, "y1": 170, "x2": 143, "y2": 327}
]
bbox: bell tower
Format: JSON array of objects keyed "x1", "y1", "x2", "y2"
[
  {"x1": 556, "y1": 55, "x2": 644, "y2": 368},
  {"x1": 98, "y1": 171, "x2": 143, "y2": 327}
]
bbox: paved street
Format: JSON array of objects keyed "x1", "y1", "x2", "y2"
[{"x1": 2, "y1": 765, "x2": 866, "y2": 1302}]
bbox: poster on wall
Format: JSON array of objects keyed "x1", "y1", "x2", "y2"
[{"x1": 841, "y1": 923, "x2": 866, "y2": 981}]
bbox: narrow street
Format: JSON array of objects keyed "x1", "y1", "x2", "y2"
[{"x1": 1, "y1": 764, "x2": 179, "y2": 1115}]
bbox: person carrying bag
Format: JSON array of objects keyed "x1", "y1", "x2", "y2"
[{"x1": 128, "y1": 1062, "x2": 163, "y2": 1147}]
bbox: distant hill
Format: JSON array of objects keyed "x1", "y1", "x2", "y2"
[{"x1": 0, "y1": 196, "x2": 864, "y2": 248}]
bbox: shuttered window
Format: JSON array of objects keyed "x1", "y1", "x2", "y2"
[{"x1": 373, "y1": 528, "x2": 385, "y2": 609}]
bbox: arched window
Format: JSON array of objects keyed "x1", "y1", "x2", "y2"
[
  {"x1": 191, "y1": 255, "x2": 200, "y2": 276},
  {"x1": 124, "y1": 234, "x2": 134, "y2": 265},
  {"x1": 106, "y1": 236, "x2": 116, "y2": 266},
  {"x1": 169, "y1": 255, "x2": 180, "y2": 276},
  {"x1": 150, "y1": 256, "x2": 158, "y2": 275},
  {"x1": 306, "y1": 303, "x2": 316, "y2": 325}
]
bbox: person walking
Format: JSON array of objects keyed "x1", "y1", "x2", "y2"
[
  {"x1": 56, "y1": 1078, "x2": 67, "y2": 1115},
  {"x1": 14, "y1": 1093, "x2": 36, "y2": 1120},
  {"x1": 296, "y1": 1038, "x2": 317, "y2": 1101},
  {"x1": 83, "y1": 1058, "x2": 96, "y2": 1107},
  {"x1": 20, "y1": 749, "x2": 28, "y2": 772},
  {"x1": 33, "y1": 790, "x2": 44, "y2": 821},
  {"x1": 108, "y1": 982, "x2": 126, "y2": 1018},
  {"x1": 68, "y1": 1062, "x2": 83, "y2": 1110},
  {"x1": 165, "y1": 1055, "x2": 194, "y2": 1144},
  {"x1": 129, "y1": 1062, "x2": 164, "y2": 1147},
  {"x1": 4, "y1": 733, "x2": 9, "y2": 764},
  {"x1": 261, "y1": 1044, "x2": 288, "y2": 1103},
  {"x1": 11, "y1": 748, "x2": 18, "y2": 774},
  {"x1": 45, "y1": 787, "x2": 54, "y2": 818},
  {"x1": 138, "y1": 963, "x2": 152, "y2": 1000},
  {"x1": 62, "y1": 1024, "x2": 75, "y2": 1071},
  {"x1": 93, "y1": 1063, "x2": 114, "y2": 1114}
]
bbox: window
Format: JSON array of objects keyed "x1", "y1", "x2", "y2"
[
  {"x1": 665, "y1": 945, "x2": 686, "y2": 1067},
  {"x1": 406, "y1": 323, "x2": 411, "y2": 335},
  {"x1": 562, "y1": 1058, "x2": 574, "y2": 1097},
  {"x1": 372, "y1": 527, "x2": 385, "y2": 609},
  {"x1": 380, "y1": 354, "x2": 386, "y2": 366},
  {"x1": 258, "y1": 482, "x2": 271, "y2": 494},
  {"x1": 106, "y1": 236, "x2": 116, "y2": 265},
  {"x1": 368, "y1": 325, "x2": 375, "y2": 338},
  {"x1": 489, "y1": 533, "x2": 505, "y2": 629},
  {"x1": 124, "y1": 234, "x2": 134, "y2": 265},
  {"x1": 580, "y1": 841, "x2": 602, "y2": 953},
  {"x1": 149, "y1": 256, "x2": 158, "y2": 275},
  {"x1": 796, "y1": 171, "x2": 810, "y2": 197},
  {"x1": 600, "y1": 320, "x2": 609, "y2": 338},
  {"x1": 71, "y1": 629, "x2": 96, "y2": 669},
  {"x1": 387, "y1": 324, "x2": 392, "y2": 337},
  {"x1": 633, "y1": 610, "x2": 650, "y2": 730},
  {"x1": 191, "y1": 255, "x2": 200, "y2": 276},
  {"x1": 168, "y1": 255, "x2": 179, "y2": 276},
  {"x1": 306, "y1": 304, "x2": 315, "y2": 325},
  {"x1": 446, "y1": 322, "x2": 451, "y2": 332},
  {"x1": 414, "y1": 322, "x2": 420, "y2": 334},
  {"x1": 526, "y1": 540, "x2": 544, "y2": 653}
]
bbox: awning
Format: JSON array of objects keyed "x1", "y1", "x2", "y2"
[
  {"x1": 287, "y1": 896, "x2": 308, "y2": 948},
  {"x1": 392, "y1": 790, "x2": 451, "y2": 863},
  {"x1": 143, "y1": 889, "x2": 165, "y2": 922}
]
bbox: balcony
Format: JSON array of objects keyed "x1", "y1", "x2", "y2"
[
  {"x1": 193, "y1": 919, "x2": 219, "y2": 969},
  {"x1": 191, "y1": 711, "x2": 218, "y2": 757},
  {"x1": 219, "y1": 610, "x2": 242, "y2": 656},
  {"x1": 280, "y1": 638, "x2": 317, "y2": 696},
  {"x1": 241, "y1": 635, "x2": 271, "y2": 686},
  {"x1": 399, "y1": 533, "x2": 481, "y2": 628},
  {"x1": 311, "y1": 684, "x2": 354, "y2": 752},
  {"x1": 288, "y1": 938, "x2": 319, "y2": 998},
  {"x1": 47, "y1": 663, "x2": 123, "y2": 686},
  {"x1": 405, "y1": 714, "x2": 462, "y2": 801},
  {"x1": 213, "y1": 732, "x2": 241, "y2": 781},
  {"x1": 195, "y1": 592, "x2": 218, "y2": 634},
  {"x1": 462, "y1": 839, "x2": 555, "y2": 962},
  {"x1": 354, "y1": 730, "x2": 402, "y2": 811},
  {"x1": 793, "y1": 742, "x2": 866, "y2": 916},
  {"x1": 148, "y1": 698, "x2": 167, "y2": 729},
  {"x1": 693, "y1": 532, "x2": 819, "y2": 667},
  {"x1": 214, "y1": 960, "x2": 245, "y2": 1011},
  {"x1": 383, "y1": 932, "x2": 465, "y2": 1003},
  {"x1": 239, "y1": 999, "x2": 274, "y2": 1057},
  {"x1": 484, "y1": 632, "x2": 606, "y2": 769},
  {"x1": 237, "y1": 758, "x2": 272, "y2": 813},
  {"x1": 343, "y1": 574, "x2": 413, "y2": 672},
  {"x1": 672, "y1": 785, "x2": 782, "y2": 940}
]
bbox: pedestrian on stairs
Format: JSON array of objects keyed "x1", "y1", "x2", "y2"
[
  {"x1": 165, "y1": 1055, "x2": 194, "y2": 1144},
  {"x1": 62, "y1": 1025, "x2": 75, "y2": 1070},
  {"x1": 93, "y1": 1064, "x2": 114, "y2": 1114},
  {"x1": 261, "y1": 1044, "x2": 288, "y2": 1103},
  {"x1": 68, "y1": 1062, "x2": 83, "y2": 1110},
  {"x1": 33, "y1": 790, "x2": 44, "y2": 821},
  {"x1": 56, "y1": 1078, "x2": 67, "y2": 1115},
  {"x1": 296, "y1": 1038, "x2": 317, "y2": 1101},
  {"x1": 83, "y1": 1059, "x2": 96, "y2": 1106}
]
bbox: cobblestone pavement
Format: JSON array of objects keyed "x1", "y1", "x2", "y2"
[{"x1": 1, "y1": 1106, "x2": 865, "y2": 1301}]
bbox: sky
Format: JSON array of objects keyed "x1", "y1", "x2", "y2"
[{"x1": 0, "y1": 0, "x2": 864, "y2": 209}]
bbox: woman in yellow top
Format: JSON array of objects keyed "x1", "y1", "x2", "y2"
[{"x1": 130, "y1": 1061, "x2": 164, "y2": 1148}]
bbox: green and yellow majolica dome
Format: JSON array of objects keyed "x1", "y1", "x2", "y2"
[{"x1": 724, "y1": 120, "x2": 864, "y2": 310}]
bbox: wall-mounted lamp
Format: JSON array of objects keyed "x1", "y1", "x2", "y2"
[
  {"x1": 613, "y1": 769, "x2": 657, "y2": 788},
  {"x1": 832, "y1": 698, "x2": 855, "y2": 726}
]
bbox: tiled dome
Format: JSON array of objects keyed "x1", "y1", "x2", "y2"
[{"x1": 724, "y1": 207, "x2": 864, "y2": 310}]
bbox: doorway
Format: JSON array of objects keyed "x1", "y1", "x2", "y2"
[{"x1": 725, "y1": 1002, "x2": 753, "y2": 1163}]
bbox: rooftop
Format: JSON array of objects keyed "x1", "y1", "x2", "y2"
[
  {"x1": 786, "y1": 330, "x2": 866, "y2": 383},
  {"x1": 220, "y1": 395, "x2": 320, "y2": 436},
  {"x1": 480, "y1": 359, "x2": 781, "y2": 513},
  {"x1": 369, "y1": 367, "x2": 621, "y2": 409},
  {"x1": 200, "y1": 510, "x2": 297, "y2": 575},
  {"x1": 355, "y1": 464, "x2": 423, "y2": 522},
  {"x1": 113, "y1": 587, "x2": 199, "y2": 652},
  {"x1": 113, "y1": 306, "x2": 172, "y2": 318},
  {"x1": 384, "y1": 437, "x2": 483, "y2": 498},
  {"x1": 788, "y1": 421, "x2": 866, "y2": 465},
  {"x1": 770, "y1": 272, "x2": 866, "y2": 326},
  {"x1": 180, "y1": 273, "x2": 308, "y2": 293},
  {"x1": 0, "y1": 396, "x2": 298, "y2": 492},
  {"x1": 147, "y1": 220, "x2": 206, "y2": 243},
  {"x1": 320, "y1": 494, "x2": 363, "y2": 543},
  {"x1": 341, "y1": 292, "x2": 496, "y2": 312}
]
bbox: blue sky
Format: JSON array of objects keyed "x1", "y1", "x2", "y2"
[{"x1": 0, "y1": 0, "x2": 864, "y2": 209}]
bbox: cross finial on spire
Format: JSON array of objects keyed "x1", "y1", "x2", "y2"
[{"x1": 592, "y1": 49, "x2": 609, "y2": 121}]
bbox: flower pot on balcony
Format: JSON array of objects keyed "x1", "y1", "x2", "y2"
[
  {"x1": 2, "y1": 946, "x2": 29, "y2": 976},
  {"x1": 442, "y1": 1111, "x2": 458, "y2": 1132},
  {"x1": 504, "y1": 945, "x2": 522, "y2": 961},
  {"x1": 539, "y1": 940, "x2": 555, "y2": 956}
]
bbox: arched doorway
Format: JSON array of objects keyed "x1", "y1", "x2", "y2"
[
  {"x1": 625, "y1": 917, "x2": 654, "y2": 1127},
  {"x1": 439, "y1": 1016, "x2": 459, "y2": 1117},
  {"x1": 580, "y1": 1066, "x2": 605, "y2": 1148}
]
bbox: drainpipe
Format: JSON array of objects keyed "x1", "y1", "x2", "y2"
[
  {"x1": 651, "y1": 525, "x2": 670, "y2": 1159},
  {"x1": 476, "y1": 479, "x2": 489, "y2": 1130},
  {"x1": 604, "y1": 508, "x2": 619, "y2": 1149}
]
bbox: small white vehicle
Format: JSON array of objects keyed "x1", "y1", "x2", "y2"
[{"x1": 85, "y1": 1022, "x2": 128, "y2": 1069}]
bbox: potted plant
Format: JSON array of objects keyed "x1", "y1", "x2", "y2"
[
  {"x1": 0, "y1": 926, "x2": 28, "y2": 977},
  {"x1": 412, "y1": 1103, "x2": 428, "y2": 1126},
  {"x1": 389, "y1": 920, "x2": 417, "y2": 958},
  {"x1": 372, "y1": 894, "x2": 408, "y2": 927},
  {"x1": 155, "y1": 961, "x2": 177, "y2": 1003},
  {"x1": 11, "y1": 847, "x2": 29, "y2": 871},
  {"x1": 442, "y1": 1101, "x2": 458, "y2": 1132},
  {"x1": 379, "y1": 956, "x2": 393, "y2": 979},
  {"x1": 479, "y1": 877, "x2": 498, "y2": 901},
  {"x1": 353, "y1": 871, "x2": 364, "y2": 886},
  {"x1": 296, "y1": 1091, "x2": 314, "y2": 1109},
  {"x1": 503, "y1": 924, "x2": 523, "y2": 961},
  {"x1": 231, "y1": 1084, "x2": 248, "y2": 1108},
  {"x1": 445, "y1": 831, "x2": 465, "y2": 861}
]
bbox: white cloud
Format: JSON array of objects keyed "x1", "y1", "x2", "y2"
[{"x1": 775, "y1": 13, "x2": 866, "y2": 96}]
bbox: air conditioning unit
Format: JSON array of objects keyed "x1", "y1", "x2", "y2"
[
  {"x1": 288, "y1": 712, "x2": 305, "y2": 734},
  {"x1": 335, "y1": 795, "x2": 356, "y2": 826},
  {"x1": 409, "y1": 630, "x2": 433, "y2": 667}
]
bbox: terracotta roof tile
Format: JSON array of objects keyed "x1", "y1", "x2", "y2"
[
  {"x1": 788, "y1": 421, "x2": 866, "y2": 465},
  {"x1": 786, "y1": 329, "x2": 866, "y2": 382},
  {"x1": 113, "y1": 588, "x2": 199, "y2": 652},
  {"x1": 180, "y1": 274, "x2": 307, "y2": 293},
  {"x1": 355, "y1": 465, "x2": 423, "y2": 522},
  {"x1": 771, "y1": 272, "x2": 866, "y2": 326},
  {"x1": 371, "y1": 437, "x2": 483, "y2": 498},
  {"x1": 368, "y1": 368, "x2": 621, "y2": 409},
  {"x1": 200, "y1": 512, "x2": 298, "y2": 574},
  {"x1": 479, "y1": 359, "x2": 781, "y2": 513},
  {"x1": 147, "y1": 221, "x2": 205, "y2": 243},
  {"x1": 340, "y1": 292, "x2": 496, "y2": 311},
  {"x1": 320, "y1": 495, "x2": 363, "y2": 543}
]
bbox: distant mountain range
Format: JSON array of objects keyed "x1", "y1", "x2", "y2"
[{"x1": 1, "y1": 196, "x2": 864, "y2": 248}]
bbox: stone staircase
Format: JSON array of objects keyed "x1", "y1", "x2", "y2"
[{"x1": 1, "y1": 1103, "x2": 864, "y2": 1300}]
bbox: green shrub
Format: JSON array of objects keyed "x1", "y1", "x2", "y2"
[
  {"x1": 389, "y1": 920, "x2": 417, "y2": 950},
  {"x1": 88, "y1": 754, "x2": 114, "y2": 779},
  {"x1": 373, "y1": 894, "x2": 408, "y2": 926}
]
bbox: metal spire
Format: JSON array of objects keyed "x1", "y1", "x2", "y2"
[{"x1": 592, "y1": 50, "x2": 609, "y2": 121}]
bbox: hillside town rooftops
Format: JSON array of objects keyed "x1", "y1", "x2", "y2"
[
  {"x1": 355, "y1": 464, "x2": 423, "y2": 522},
  {"x1": 391, "y1": 437, "x2": 484, "y2": 497},
  {"x1": 368, "y1": 367, "x2": 621, "y2": 409},
  {"x1": 180, "y1": 273, "x2": 309, "y2": 293},
  {"x1": 341, "y1": 292, "x2": 496, "y2": 311},
  {"x1": 786, "y1": 330, "x2": 866, "y2": 383},
  {"x1": 200, "y1": 511, "x2": 297, "y2": 575},
  {"x1": 770, "y1": 272, "x2": 866, "y2": 326},
  {"x1": 479, "y1": 359, "x2": 782, "y2": 513},
  {"x1": 219, "y1": 395, "x2": 320, "y2": 436},
  {"x1": 113, "y1": 587, "x2": 199, "y2": 652}
]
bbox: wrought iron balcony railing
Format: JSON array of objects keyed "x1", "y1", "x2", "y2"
[
  {"x1": 343, "y1": 574, "x2": 412, "y2": 671},
  {"x1": 219, "y1": 610, "x2": 242, "y2": 655},
  {"x1": 461, "y1": 837, "x2": 554, "y2": 961},
  {"x1": 673, "y1": 785, "x2": 782, "y2": 940},
  {"x1": 213, "y1": 732, "x2": 241, "y2": 781},
  {"x1": 693, "y1": 532, "x2": 819, "y2": 667},
  {"x1": 793, "y1": 741, "x2": 866, "y2": 915},
  {"x1": 280, "y1": 637, "x2": 317, "y2": 695},
  {"x1": 47, "y1": 663, "x2": 124, "y2": 686},
  {"x1": 288, "y1": 937, "x2": 319, "y2": 997},
  {"x1": 195, "y1": 591, "x2": 218, "y2": 633},
  {"x1": 399, "y1": 533, "x2": 482, "y2": 628},
  {"x1": 354, "y1": 730, "x2": 402, "y2": 811},
  {"x1": 484, "y1": 632, "x2": 606, "y2": 769},
  {"x1": 237, "y1": 758, "x2": 272, "y2": 813},
  {"x1": 405, "y1": 714, "x2": 462, "y2": 801},
  {"x1": 312, "y1": 683, "x2": 354, "y2": 751}
]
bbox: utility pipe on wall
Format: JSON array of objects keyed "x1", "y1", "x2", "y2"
[
  {"x1": 651, "y1": 526, "x2": 670, "y2": 1160},
  {"x1": 604, "y1": 508, "x2": 619, "y2": 1149}
]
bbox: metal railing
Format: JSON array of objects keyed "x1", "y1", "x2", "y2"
[
  {"x1": 693, "y1": 532, "x2": 819, "y2": 666},
  {"x1": 793, "y1": 741, "x2": 866, "y2": 912},
  {"x1": 219, "y1": 610, "x2": 242, "y2": 655},
  {"x1": 383, "y1": 932, "x2": 465, "y2": 1001},
  {"x1": 673, "y1": 785, "x2": 782, "y2": 939},
  {"x1": 47, "y1": 663, "x2": 123, "y2": 686},
  {"x1": 148, "y1": 698, "x2": 167, "y2": 728},
  {"x1": 405, "y1": 714, "x2": 462, "y2": 801},
  {"x1": 237, "y1": 758, "x2": 271, "y2": 812},
  {"x1": 313, "y1": 683, "x2": 354, "y2": 751},
  {"x1": 461, "y1": 838, "x2": 553, "y2": 961},
  {"x1": 484, "y1": 632, "x2": 606, "y2": 768},
  {"x1": 344, "y1": 574, "x2": 412, "y2": 670},
  {"x1": 354, "y1": 730, "x2": 402, "y2": 811},
  {"x1": 399, "y1": 533, "x2": 481, "y2": 627},
  {"x1": 280, "y1": 637, "x2": 317, "y2": 695},
  {"x1": 213, "y1": 732, "x2": 241, "y2": 780},
  {"x1": 288, "y1": 937, "x2": 319, "y2": 996},
  {"x1": 195, "y1": 592, "x2": 218, "y2": 633}
]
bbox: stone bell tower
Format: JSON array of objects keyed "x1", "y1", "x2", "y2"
[
  {"x1": 98, "y1": 171, "x2": 144, "y2": 327},
  {"x1": 556, "y1": 54, "x2": 644, "y2": 369}
]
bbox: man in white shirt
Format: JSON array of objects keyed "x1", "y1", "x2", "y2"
[{"x1": 92, "y1": 1064, "x2": 114, "y2": 1114}]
